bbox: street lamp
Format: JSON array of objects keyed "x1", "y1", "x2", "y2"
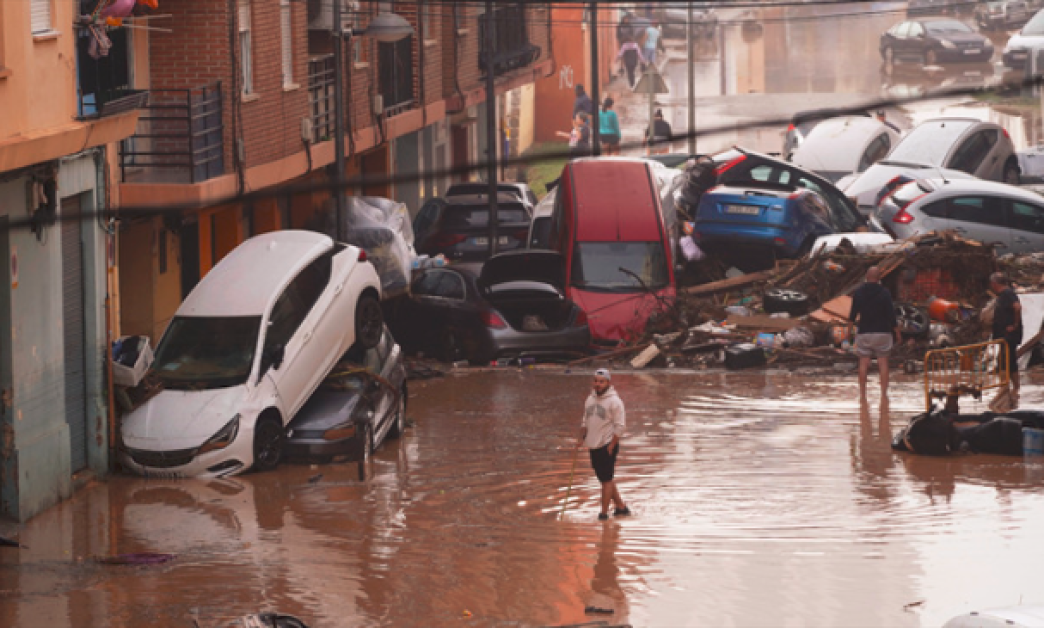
[{"x1": 331, "y1": 6, "x2": 414, "y2": 240}]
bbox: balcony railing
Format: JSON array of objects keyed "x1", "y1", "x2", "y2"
[
  {"x1": 479, "y1": 4, "x2": 540, "y2": 76},
  {"x1": 119, "y1": 82, "x2": 225, "y2": 184},
  {"x1": 308, "y1": 55, "x2": 336, "y2": 144},
  {"x1": 378, "y1": 36, "x2": 415, "y2": 117}
]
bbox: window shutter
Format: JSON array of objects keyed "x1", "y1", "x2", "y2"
[
  {"x1": 238, "y1": 0, "x2": 251, "y2": 32},
  {"x1": 280, "y1": 0, "x2": 293, "y2": 85},
  {"x1": 31, "y1": 0, "x2": 52, "y2": 33}
]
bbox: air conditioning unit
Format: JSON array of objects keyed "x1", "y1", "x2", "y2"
[{"x1": 308, "y1": 0, "x2": 358, "y2": 32}]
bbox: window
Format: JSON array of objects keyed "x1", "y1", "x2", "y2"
[
  {"x1": 434, "y1": 272, "x2": 466, "y2": 300},
  {"x1": 280, "y1": 0, "x2": 293, "y2": 87},
  {"x1": 950, "y1": 131, "x2": 998, "y2": 174},
  {"x1": 238, "y1": 0, "x2": 253, "y2": 94},
  {"x1": 413, "y1": 270, "x2": 444, "y2": 296},
  {"x1": 571, "y1": 242, "x2": 670, "y2": 292},
  {"x1": 896, "y1": 22, "x2": 912, "y2": 38},
  {"x1": 859, "y1": 134, "x2": 892, "y2": 172},
  {"x1": 1009, "y1": 201, "x2": 1044, "y2": 234},
  {"x1": 31, "y1": 0, "x2": 52, "y2": 34},
  {"x1": 748, "y1": 164, "x2": 791, "y2": 184},
  {"x1": 152, "y1": 316, "x2": 263, "y2": 389},
  {"x1": 264, "y1": 252, "x2": 333, "y2": 354},
  {"x1": 944, "y1": 196, "x2": 1006, "y2": 227},
  {"x1": 909, "y1": 22, "x2": 925, "y2": 38}
]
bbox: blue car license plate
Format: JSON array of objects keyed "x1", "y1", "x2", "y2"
[{"x1": 725, "y1": 204, "x2": 760, "y2": 215}]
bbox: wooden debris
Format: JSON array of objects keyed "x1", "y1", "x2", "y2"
[
  {"x1": 630, "y1": 344, "x2": 661, "y2": 368},
  {"x1": 682, "y1": 270, "x2": 776, "y2": 297},
  {"x1": 725, "y1": 313, "x2": 800, "y2": 332}
]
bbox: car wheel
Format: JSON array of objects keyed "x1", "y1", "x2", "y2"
[
  {"x1": 354, "y1": 294, "x2": 383, "y2": 350},
  {"x1": 388, "y1": 389, "x2": 406, "y2": 439},
  {"x1": 252, "y1": 415, "x2": 285, "y2": 473},
  {"x1": 896, "y1": 303, "x2": 930, "y2": 338},
  {"x1": 763, "y1": 287, "x2": 810, "y2": 316},
  {"x1": 1004, "y1": 160, "x2": 1021, "y2": 185},
  {"x1": 924, "y1": 49, "x2": 938, "y2": 66}
]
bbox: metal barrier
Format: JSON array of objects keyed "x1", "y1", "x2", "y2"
[{"x1": 923, "y1": 339, "x2": 1010, "y2": 411}]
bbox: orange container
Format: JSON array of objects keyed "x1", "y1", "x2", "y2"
[{"x1": 928, "y1": 296, "x2": 959, "y2": 323}]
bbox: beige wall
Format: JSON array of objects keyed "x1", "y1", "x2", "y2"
[{"x1": 0, "y1": 0, "x2": 80, "y2": 143}]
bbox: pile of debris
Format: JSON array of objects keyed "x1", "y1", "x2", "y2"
[{"x1": 580, "y1": 231, "x2": 1003, "y2": 371}]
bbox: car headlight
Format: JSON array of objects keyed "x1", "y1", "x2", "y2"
[
  {"x1": 940, "y1": 40, "x2": 956, "y2": 49},
  {"x1": 322, "y1": 422, "x2": 358, "y2": 441},
  {"x1": 199, "y1": 415, "x2": 241, "y2": 454}
]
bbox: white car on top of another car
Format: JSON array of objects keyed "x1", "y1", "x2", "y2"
[
  {"x1": 790, "y1": 115, "x2": 901, "y2": 184},
  {"x1": 120, "y1": 230, "x2": 384, "y2": 478}
]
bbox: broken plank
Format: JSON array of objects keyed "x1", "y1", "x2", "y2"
[
  {"x1": 568, "y1": 345, "x2": 642, "y2": 366},
  {"x1": 725, "y1": 314, "x2": 800, "y2": 331},
  {"x1": 682, "y1": 270, "x2": 777, "y2": 297},
  {"x1": 630, "y1": 344, "x2": 661, "y2": 368}
]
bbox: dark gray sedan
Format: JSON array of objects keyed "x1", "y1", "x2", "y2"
[{"x1": 284, "y1": 327, "x2": 406, "y2": 463}]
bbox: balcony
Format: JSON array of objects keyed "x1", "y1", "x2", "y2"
[
  {"x1": 478, "y1": 4, "x2": 540, "y2": 76},
  {"x1": 77, "y1": 26, "x2": 149, "y2": 119},
  {"x1": 378, "y1": 36, "x2": 415, "y2": 117},
  {"x1": 308, "y1": 55, "x2": 336, "y2": 144},
  {"x1": 119, "y1": 82, "x2": 225, "y2": 184}
]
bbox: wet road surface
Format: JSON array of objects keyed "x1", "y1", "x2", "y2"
[{"x1": 4, "y1": 369, "x2": 1044, "y2": 626}]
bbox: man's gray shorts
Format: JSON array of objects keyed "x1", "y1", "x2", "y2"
[{"x1": 855, "y1": 333, "x2": 893, "y2": 358}]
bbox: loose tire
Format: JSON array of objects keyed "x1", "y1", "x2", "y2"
[
  {"x1": 763, "y1": 287, "x2": 811, "y2": 316},
  {"x1": 253, "y1": 415, "x2": 285, "y2": 473},
  {"x1": 354, "y1": 294, "x2": 383, "y2": 350}
]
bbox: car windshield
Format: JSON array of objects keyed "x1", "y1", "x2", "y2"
[
  {"x1": 151, "y1": 316, "x2": 261, "y2": 389},
  {"x1": 886, "y1": 120, "x2": 974, "y2": 165},
  {"x1": 926, "y1": 20, "x2": 972, "y2": 34},
  {"x1": 1024, "y1": 8, "x2": 1044, "y2": 34},
  {"x1": 444, "y1": 204, "x2": 528, "y2": 228},
  {"x1": 571, "y1": 242, "x2": 670, "y2": 292},
  {"x1": 447, "y1": 183, "x2": 525, "y2": 201}
]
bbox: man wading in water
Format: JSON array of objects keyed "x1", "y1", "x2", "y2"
[{"x1": 577, "y1": 369, "x2": 630, "y2": 521}]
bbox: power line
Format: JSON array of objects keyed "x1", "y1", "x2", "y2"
[{"x1": 12, "y1": 74, "x2": 1040, "y2": 234}]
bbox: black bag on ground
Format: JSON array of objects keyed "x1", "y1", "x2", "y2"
[
  {"x1": 961, "y1": 417, "x2": 1024, "y2": 455},
  {"x1": 892, "y1": 411, "x2": 961, "y2": 455}
]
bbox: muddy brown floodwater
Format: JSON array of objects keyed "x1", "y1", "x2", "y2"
[{"x1": 3, "y1": 369, "x2": 1044, "y2": 627}]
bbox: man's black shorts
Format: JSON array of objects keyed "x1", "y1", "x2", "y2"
[{"x1": 589, "y1": 443, "x2": 619, "y2": 483}]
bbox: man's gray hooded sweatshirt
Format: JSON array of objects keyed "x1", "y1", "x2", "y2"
[{"x1": 582, "y1": 386, "x2": 626, "y2": 449}]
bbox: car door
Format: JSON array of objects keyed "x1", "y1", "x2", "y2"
[
  {"x1": 260, "y1": 253, "x2": 334, "y2": 418},
  {"x1": 940, "y1": 195, "x2": 1012, "y2": 249},
  {"x1": 391, "y1": 270, "x2": 443, "y2": 349},
  {"x1": 948, "y1": 129, "x2": 1000, "y2": 178},
  {"x1": 1006, "y1": 198, "x2": 1044, "y2": 253},
  {"x1": 907, "y1": 22, "x2": 927, "y2": 60}
]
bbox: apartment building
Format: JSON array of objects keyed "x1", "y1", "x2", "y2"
[
  {"x1": 0, "y1": 0, "x2": 142, "y2": 520},
  {"x1": 117, "y1": 0, "x2": 553, "y2": 346}
]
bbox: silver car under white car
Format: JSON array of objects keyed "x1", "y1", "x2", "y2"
[
  {"x1": 875, "y1": 177, "x2": 1044, "y2": 253},
  {"x1": 120, "y1": 231, "x2": 384, "y2": 478}
]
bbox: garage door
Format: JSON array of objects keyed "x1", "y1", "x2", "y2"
[{"x1": 62, "y1": 195, "x2": 88, "y2": 472}]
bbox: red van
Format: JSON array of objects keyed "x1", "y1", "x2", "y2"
[{"x1": 549, "y1": 158, "x2": 676, "y2": 344}]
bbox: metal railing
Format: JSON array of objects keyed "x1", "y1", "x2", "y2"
[
  {"x1": 308, "y1": 55, "x2": 336, "y2": 143},
  {"x1": 924, "y1": 340, "x2": 1010, "y2": 411},
  {"x1": 119, "y1": 82, "x2": 225, "y2": 184},
  {"x1": 478, "y1": 4, "x2": 539, "y2": 76},
  {"x1": 379, "y1": 36, "x2": 416, "y2": 116}
]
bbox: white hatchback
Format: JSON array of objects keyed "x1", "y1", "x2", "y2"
[{"x1": 121, "y1": 231, "x2": 383, "y2": 478}]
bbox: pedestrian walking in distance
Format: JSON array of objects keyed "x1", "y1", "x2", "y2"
[
  {"x1": 573, "y1": 84, "x2": 595, "y2": 118},
  {"x1": 990, "y1": 272, "x2": 1023, "y2": 402},
  {"x1": 577, "y1": 369, "x2": 630, "y2": 521},
  {"x1": 849, "y1": 266, "x2": 902, "y2": 401},
  {"x1": 599, "y1": 98, "x2": 622, "y2": 156}
]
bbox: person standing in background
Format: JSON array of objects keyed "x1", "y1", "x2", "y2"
[{"x1": 599, "y1": 98, "x2": 622, "y2": 156}]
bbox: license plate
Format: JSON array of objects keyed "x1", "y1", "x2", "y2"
[
  {"x1": 964, "y1": 48, "x2": 981, "y2": 55},
  {"x1": 1014, "y1": 51, "x2": 1027, "y2": 58},
  {"x1": 725, "y1": 204, "x2": 760, "y2": 215},
  {"x1": 471, "y1": 236, "x2": 510, "y2": 246}
]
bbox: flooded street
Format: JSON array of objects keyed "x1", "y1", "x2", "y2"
[{"x1": 4, "y1": 370, "x2": 1044, "y2": 626}]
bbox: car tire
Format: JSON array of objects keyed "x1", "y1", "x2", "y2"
[
  {"x1": 354, "y1": 294, "x2": 383, "y2": 350},
  {"x1": 896, "y1": 303, "x2": 930, "y2": 338},
  {"x1": 1004, "y1": 160, "x2": 1021, "y2": 185},
  {"x1": 388, "y1": 388, "x2": 406, "y2": 439},
  {"x1": 252, "y1": 415, "x2": 285, "y2": 473},
  {"x1": 763, "y1": 287, "x2": 810, "y2": 316},
  {"x1": 441, "y1": 330, "x2": 464, "y2": 363}
]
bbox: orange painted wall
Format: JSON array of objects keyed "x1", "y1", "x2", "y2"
[{"x1": 533, "y1": 6, "x2": 617, "y2": 144}]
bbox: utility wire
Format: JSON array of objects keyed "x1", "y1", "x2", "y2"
[{"x1": 15, "y1": 74, "x2": 1043, "y2": 234}]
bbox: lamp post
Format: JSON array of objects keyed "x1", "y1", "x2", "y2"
[{"x1": 332, "y1": 6, "x2": 414, "y2": 240}]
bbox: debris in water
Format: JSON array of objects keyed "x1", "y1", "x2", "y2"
[
  {"x1": 0, "y1": 535, "x2": 26, "y2": 549},
  {"x1": 95, "y1": 552, "x2": 176, "y2": 566},
  {"x1": 308, "y1": 473, "x2": 323, "y2": 484},
  {"x1": 903, "y1": 600, "x2": 925, "y2": 611}
]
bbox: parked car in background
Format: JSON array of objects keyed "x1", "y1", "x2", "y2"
[
  {"x1": 880, "y1": 18, "x2": 994, "y2": 65},
  {"x1": 908, "y1": 0, "x2": 962, "y2": 16},
  {"x1": 875, "y1": 177, "x2": 1044, "y2": 253},
  {"x1": 413, "y1": 194, "x2": 532, "y2": 262},
  {"x1": 790, "y1": 116, "x2": 901, "y2": 183},
  {"x1": 528, "y1": 188, "x2": 556, "y2": 249},
  {"x1": 1003, "y1": 7, "x2": 1044, "y2": 67},
  {"x1": 445, "y1": 181, "x2": 538, "y2": 207},
  {"x1": 284, "y1": 326, "x2": 406, "y2": 463},
  {"x1": 976, "y1": 0, "x2": 1030, "y2": 30},
  {"x1": 550, "y1": 158, "x2": 676, "y2": 344},
  {"x1": 658, "y1": 5, "x2": 717, "y2": 39},
  {"x1": 120, "y1": 231, "x2": 384, "y2": 478},
  {"x1": 841, "y1": 118, "x2": 1019, "y2": 212},
  {"x1": 694, "y1": 183, "x2": 842, "y2": 270},
  {"x1": 385, "y1": 251, "x2": 590, "y2": 364}
]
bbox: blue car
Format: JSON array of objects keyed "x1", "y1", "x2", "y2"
[{"x1": 694, "y1": 182, "x2": 839, "y2": 270}]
